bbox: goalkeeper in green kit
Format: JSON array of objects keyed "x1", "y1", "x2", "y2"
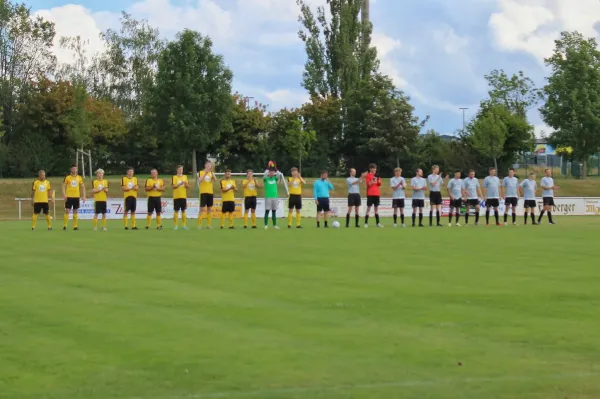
[{"x1": 263, "y1": 161, "x2": 281, "y2": 229}]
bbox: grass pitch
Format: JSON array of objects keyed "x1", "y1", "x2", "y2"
[{"x1": 1, "y1": 217, "x2": 599, "y2": 399}]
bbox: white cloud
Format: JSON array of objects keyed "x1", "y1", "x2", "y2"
[
  {"x1": 372, "y1": 32, "x2": 406, "y2": 87},
  {"x1": 264, "y1": 89, "x2": 310, "y2": 110},
  {"x1": 432, "y1": 25, "x2": 470, "y2": 54}
]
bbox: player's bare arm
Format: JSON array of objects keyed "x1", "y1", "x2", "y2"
[{"x1": 80, "y1": 183, "x2": 86, "y2": 202}]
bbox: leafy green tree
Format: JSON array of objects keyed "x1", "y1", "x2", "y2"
[
  {"x1": 541, "y1": 31, "x2": 600, "y2": 177},
  {"x1": 485, "y1": 69, "x2": 543, "y2": 118},
  {"x1": 147, "y1": 29, "x2": 233, "y2": 176},
  {"x1": 300, "y1": 97, "x2": 342, "y2": 174},
  {"x1": 469, "y1": 105, "x2": 508, "y2": 171}
]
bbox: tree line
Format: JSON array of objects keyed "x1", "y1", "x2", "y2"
[{"x1": 1, "y1": 0, "x2": 599, "y2": 178}]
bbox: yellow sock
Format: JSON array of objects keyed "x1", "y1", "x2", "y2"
[
  {"x1": 229, "y1": 213, "x2": 234, "y2": 227},
  {"x1": 244, "y1": 212, "x2": 248, "y2": 227},
  {"x1": 174, "y1": 212, "x2": 179, "y2": 227},
  {"x1": 73, "y1": 214, "x2": 79, "y2": 228},
  {"x1": 32, "y1": 214, "x2": 38, "y2": 229},
  {"x1": 93, "y1": 217, "x2": 98, "y2": 229},
  {"x1": 102, "y1": 217, "x2": 107, "y2": 228},
  {"x1": 197, "y1": 209, "x2": 204, "y2": 227},
  {"x1": 288, "y1": 212, "x2": 293, "y2": 226},
  {"x1": 46, "y1": 214, "x2": 51, "y2": 228},
  {"x1": 131, "y1": 214, "x2": 136, "y2": 228},
  {"x1": 251, "y1": 213, "x2": 256, "y2": 226},
  {"x1": 182, "y1": 211, "x2": 187, "y2": 227},
  {"x1": 220, "y1": 213, "x2": 225, "y2": 228},
  {"x1": 157, "y1": 215, "x2": 162, "y2": 227},
  {"x1": 123, "y1": 214, "x2": 128, "y2": 228},
  {"x1": 207, "y1": 213, "x2": 212, "y2": 228},
  {"x1": 63, "y1": 213, "x2": 69, "y2": 227},
  {"x1": 296, "y1": 212, "x2": 301, "y2": 227},
  {"x1": 146, "y1": 215, "x2": 151, "y2": 227}
]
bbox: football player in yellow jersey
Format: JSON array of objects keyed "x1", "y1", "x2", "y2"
[
  {"x1": 145, "y1": 168, "x2": 165, "y2": 229},
  {"x1": 31, "y1": 170, "x2": 54, "y2": 230},
  {"x1": 242, "y1": 169, "x2": 260, "y2": 229},
  {"x1": 287, "y1": 167, "x2": 306, "y2": 228},
  {"x1": 171, "y1": 165, "x2": 190, "y2": 230},
  {"x1": 92, "y1": 169, "x2": 109, "y2": 231},
  {"x1": 62, "y1": 165, "x2": 86, "y2": 231},
  {"x1": 121, "y1": 167, "x2": 139, "y2": 230},
  {"x1": 220, "y1": 169, "x2": 237, "y2": 229},
  {"x1": 197, "y1": 161, "x2": 217, "y2": 229}
]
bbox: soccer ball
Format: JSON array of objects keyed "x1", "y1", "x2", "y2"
[
  {"x1": 332, "y1": 221, "x2": 340, "y2": 228},
  {"x1": 226, "y1": 184, "x2": 232, "y2": 190}
]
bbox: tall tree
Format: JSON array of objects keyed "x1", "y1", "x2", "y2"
[
  {"x1": 469, "y1": 105, "x2": 508, "y2": 171},
  {"x1": 541, "y1": 31, "x2": 600, "y2": 178},
  {"x1": 147, "y1": 29, "x2": 232, "y2": 176},
  {"x1": 485, "y1": 69, "x2": 543, "y2": 118}
]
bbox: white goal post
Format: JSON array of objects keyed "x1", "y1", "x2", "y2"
[
  {"x1": 76, "y1": 148, "x2": 92, "y2": 178},
  {"x1": 209, "y1": 171, "x2": 289, "y2": 196}
]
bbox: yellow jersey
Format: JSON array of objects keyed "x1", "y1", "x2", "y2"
[
  {"x1": 122, "y1": 176, "x2": 138, "y2": 198},
  {"x1": 220, "y1": 179, "x2": 236, "y2": 202},
  {"x1": 172, "y1": 175, "x2": 188, "y2": 199},
  {"x1": 92, "y1": 179, "x2": 109, "y2": 201},
  {"x1": 198, "y1": 171, "x2": 215, "y2": 194},
  {"x1": 145, "y1": 178, "x2": 164, "y2": 197},
  {"x1": 64, "y1": 174, "x2": 83, "y2": 198},
  {"x1": 242, "y1": 179, "x2": 258, "y2": 197},
  {"x1": 288, "y1": 177, "x2": 303, "y2": 195},
  {"x1": 32, "y1": 179, "x2": 51, "y2": 203}
]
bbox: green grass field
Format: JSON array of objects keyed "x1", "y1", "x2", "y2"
[{"x1": 1, "y1": 217, "x2": 600, "y2": 399}]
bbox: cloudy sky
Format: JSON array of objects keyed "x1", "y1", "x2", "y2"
[{"x1": 29, "y1": 0, "x2": 600, "y2": 136}]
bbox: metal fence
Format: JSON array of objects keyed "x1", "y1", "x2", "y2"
[{"x1": 515, "y1": 154, "x2": 600, "y2": 178}]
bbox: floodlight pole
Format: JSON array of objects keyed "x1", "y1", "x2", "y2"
[{"x1": 459, "y1": 107, "x2": 468, "y2": 134}]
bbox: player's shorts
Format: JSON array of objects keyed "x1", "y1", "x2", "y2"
[
  {"x1": 467, "y1": 199, "x2": 479, "y2": 207},
  {"x1": 347, "y1": 193, "x2": 361, "y2": 207},
  {"x1": 505, "y1": 197, "x2": 518, "y2": 207},
  {"x1": 265, "y1": 198, "x2": 278, "y2": 211},
  {"x1": 173, "y1": 198, "x2": 187, "y2": 212},
  {"x1": 124, "y1": 196, "x2": 137, "y2": 212},
  {"x1": 200, "y1": 193, "x2": 214, "y2": 208},
  {"x1": 222, "y1": 200, "x2": 235, "y2": 213},
  {"x1": 429, "y1": 191, "x2": 442, "y2": 205},
  {"x1": 450, "y1": 199, "x2": 462, "y2": 208},
  {"x1": 486, "y1": 198, "x2": 500, "y2": 208},
  {"x1": 412, "y1": 199, "x2": 425, "y2": 209},
  {"x1": 244, "y1": 196, "x2": 257, "y2": 210},
  {"x1": 524, "y1": 200, "x2": 537, "y2": 209},
  {"x1": 367, "y1": 195, "x2": 380, "y2": 207},
  {"x1": 392, "y1": 199, "x2": 405, "y2": 209},
  {"x1": 543, "y1": 197, "x2": 555, "y2": 206},
  {"x1": 317, "y1": 198, "x2": 330, "y2": 212},
  {"x1": 33, "y1": 202, "x2": 49, "y2": 215},
  {"x1": 288, "y1": 194, "x2": 302, "y2": 210},
  {"x1": 95, "y1": 201, "x2": 107, "y2": 214},
  {"x1": 65, "y1": 197, "x2": 80, "y2": 210},
  {"x1": 147, "y1": 197, "x2": 162, "y2": 214}
]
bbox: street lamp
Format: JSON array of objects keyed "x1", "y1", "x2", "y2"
[{"x1": 459, "y1": 107, "x2": 468, "y2": 134}]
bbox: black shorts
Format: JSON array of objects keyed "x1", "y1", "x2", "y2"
[
  {"x1": 317, "y1": 198, "x2": 330, "y2": 212},
  {"x1": 95, "y1": 201, "x2": 107, "y2": 214},
  {"x1": 200, "y1": 193, "x2": 214, "y2": 208},
  {"x1": 33, "y1": 202, "x2": 49, "y2": 215},
  {"x1": 65, "y1": 198, "x2": 80, "y2": 210},
  {"x1": 124, "y1": 196, "x2": 137, "y2": 212},
  {"x1": 367, "y1": 195, "x2": 380, "y2": 207},
  {"x1": 543, "y1": 197, "x2": 555, "y2": 206},
  {"x1": 392, "y1": 199, "x2": 405, "y2": 209},
  {"x1": 429, "y1": 192, "x2": 442, "y2": 205},
  {"x1": 288, "y1": 194, "x2": 302, "y2": 210},
  {"x1": 486, "y1": 198, "x2": 500, "y2": 208},
  {"x1": 244, "y1": 196, "x2": 257, "y2": 210},
  {"x1": 505, "y1": 197, "x2": 518, "y2": 207},
  {"x1": 173, "y1": 198, "x2": 187, "y2": 212},
  {"x1": 467, "y1": 199, "x2": 479, "y2": 207},
  {"x1": 450, "y1": 199, "x2": 462, "y2": 208},
  {"x1": 222, "y1": 200, "x2": 235, "y2": 213},
  {"x1": 524, "y1": 200, "x2": 537, "y2": 209},
  {"x1": 347, "y1": 193, "x2": 361, "y2": 207},
  {"x1": 412, "y1": 199, "x2": 425, "y2": 208},
  {"x1": 147, "y1": 197, "x2": 162, "y2": 214}
]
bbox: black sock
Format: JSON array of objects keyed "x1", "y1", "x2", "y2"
[
  {"x1": 485, "y1": 210, "x2": 490, "y2": 224},
  {"x1": 346, "y1": 213, "x2": 350, "y2": 227},
  {"x1": 494, "y1": 210, "x2": 499, "y2": 224},
  {"x1": 548, "y1": 212, "x2": 553, "y2": 223},
  {"x1": 355, "y1": 214, "x2": 359, "y2": 226},
  {"x1": 324, "y1": 221, "x2": 328, "y2": 227},
  {"x1": 375, "y1": 214, "x2": 380, "y2": 224},
  {"x1": 365, "y1": 215, "x2": 369, "y2": 225},
  {"x1": 538, "y1": 210, "x2": 545, "y2": 222},
  {"x1": 455, "y1": 213, "x2": 459, "y2": 223},
  {"x1": 475, "y1": 213, "x2": 480, "y2": 224},
  {"x1": 412, "y1": 213, "x2": 416, "y2": 225},
  {"x1": 429, "y1": 211, "x2": 433, "y2": 226},
  {"x1": 419, "y1": 213, "x2": 423, "y2": 225},
  {"x1": 436, "y1": 211, "x2": 440, "y2": 225},
  {"x1": 531, "y1": 213, "x2": 535, "y2": 223},
  {"x1": 393, "y1": 214, "x2": 397, "y2": 224},
  {"x1": 401, "y1": 214, "x2": 404, "y2": 224},
  {"x1": 524, "y1": 214, "x2": 528, "y2": 224},
  {"x1": 504, "y1": 213, "x2": 508, "y2": 223},
  {"x1": 512, "y1": 213, "x2": 516, "y2": 223},
  {"x1": 465, "y1": 213, "x2": 469, "y2": 224},
  {"x1": 317, "y1": 221, "x2": 320, "y2": 227},
  {"x1": 449, "y1": 212, "x2": 453, "y2": 223}
]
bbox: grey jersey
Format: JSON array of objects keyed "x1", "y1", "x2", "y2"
[
  {"x1": 411, "y1": 176, "x2": 427, "y2": 199},
  {"x1": 463, "y1": 177, "x2": 480, "y2": 199},
  {"x1": 447, "y1": 178, "x2": 464, "y2": 199},
  {"x1": 483, "y1": 176, "x2": 501, "y2": 198},
  {"x1": 427, "y1": 174, "x2": 442, "y2": 192},
  {"x1": 520, "y1": 179, "x2": 537, "y2": 200},
  {"x1": 347, "y1": 177, "x2": 360, "y2": 195},
  {"x1": 390, "y1": 176, "x2": 406, "y2": 199},
  {"x1": 503, "y1": 176, "x2": 519, "y2": 198},
  {"x1": 541, "y1": 176, "x2": 554, "y2": 197}
]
